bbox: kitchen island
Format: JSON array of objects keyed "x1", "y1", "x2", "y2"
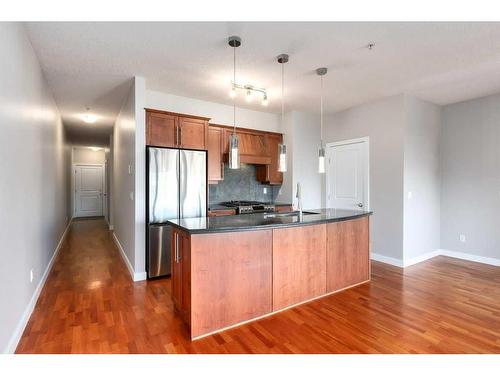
[{"x1": 168, "y1": 209, "x2": 372, "y2": 339}]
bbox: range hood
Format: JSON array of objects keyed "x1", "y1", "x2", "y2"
[{"x1": 223, "y1": 153, "x2": 271, "y2": 165}]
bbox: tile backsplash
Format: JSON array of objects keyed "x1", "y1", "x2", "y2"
[{"x1": 209, "y1": 163, "x2": 281, "y2": 204}]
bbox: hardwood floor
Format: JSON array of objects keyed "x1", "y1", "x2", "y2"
[{"x1": 16, "y1": 218, "x2": 500, "y2": 354}]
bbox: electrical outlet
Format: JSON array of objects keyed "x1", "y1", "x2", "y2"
[
  {"x1": 129, "y1": 192, "x2": 134, "y2": 201},
  {"x1": 408, "y1": 191, "x2": 413, "y2": 199},
  {"x1": 278, "y1": 188, "x2": 282, "y2": 195},
  {"x1": 459, "y1": 234, "x2": 466, "y2": 243},
  {"x1": 30, "y1": 269, "x2": 34, "y2": 283},
  {"x1": 263, "y1": 187, "x2": 268, "y2": 194}
]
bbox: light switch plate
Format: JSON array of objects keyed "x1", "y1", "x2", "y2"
[{"x1": 459, "y1": 234, "x2": 466, "y2": 243}]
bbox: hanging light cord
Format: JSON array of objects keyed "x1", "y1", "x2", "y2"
[
  {"x1": 281, "y1": 60, "x2": 284, "y2": 124},
  {"x1": 233, "y1": 44, "x2": 236, "y2": 135},
  {"x1": 320, "y1": 75, "x2": 323, "y2": 148}
]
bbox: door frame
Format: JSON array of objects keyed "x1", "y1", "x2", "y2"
[
  {"x1": 73, "y1": 163, "x2": 105, "y2": 217},
  {"x1": 325, "y1": 137, "x2": 370, "y2": 210}
]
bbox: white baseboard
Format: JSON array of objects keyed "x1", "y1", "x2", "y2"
[
  {"x1": 112, "y1": 232, "x2": 147, "y2": 282},
  {"x1": 403, "y1": 250, "x2": 442, "y2": 267},
  {"x1": 4, "y1": 220, "x2": 72, "y2": 354},
  {"x1": 372, "y1": 249, "x2": 500, "y2": 269},
  {"x1": 371, "y1": 253, "x2": 404, "y2": 267},
  {"x1": 439, "y1": 249, "x2": 500, "y2": 267}
]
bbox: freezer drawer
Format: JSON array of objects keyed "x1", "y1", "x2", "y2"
[{"x1": 148, "y1": 224, "x2": 172, "y2": 278}]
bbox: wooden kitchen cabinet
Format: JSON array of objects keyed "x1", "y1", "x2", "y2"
[
  {"x1": 146, "y1": 109, "x2": 209, "y2": 150},
  {"x1": 272, "y1": 224, "x2": 327, "y2": 310},
  {"x1": 178, "y1": 116, "x2": 208, "y2": 150},
  {"x1": 171, "y1": 228, "x2": 191, "y2": 323},
  {"x1": 207, "y1": 126, "x2": 224, "y2": 183},
  {"x1": 326, "y1": 217, "x2": 370, "y2": 292},
  {"x1": 256, "y1": 133, "x2": 283, "y2": 185},
  {"x1": 189, "y1": 230, "x2": 273, "y2": 338},
  {"x1": 146, "y1": 111, "x2": 178, "y2": 148},
  {"x1": 207, "y1": 209, "x2": 236, "y2": 217}
]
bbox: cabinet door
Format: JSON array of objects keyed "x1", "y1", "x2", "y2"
[
  {"x1": 256, "y1": 134, "x2": 283, "y2": 184},
  {"x1": 326, "y1": 217, "x2": 370, "y2": 292},
  {"x1": 179, "y1": 116, "x2": 208, "y2": 150},
  {"x1": 207, "y1": 126, "x2": 223, "y2": 183},
  {"x1": 272, "y1": 224, "x2": 327, "y2": 311},
  {"x1": 147, "y1": 111, "x2": 178, "y2": 147},
  {"x1": 180, "y1": 231, "x2": 191, "y2": 320}
]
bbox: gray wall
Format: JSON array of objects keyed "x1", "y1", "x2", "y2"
[
  {"x1": 403, "y1": 97, "x2": 442, "y2": 260},
  {"x1": 112, "y1": 79, "x2": 136, "y2": 272},
  {"x1": 73, "y1": 147, "x2": 106, "y2": 164},
  {"x1": 325, "y1": 95, "x2": 406, "y2": 260},
  {"x1": 0, "y1": 23, "x2": 69, "y2": 353},
  {"x1": 279, "y1": 111, "x2": 322, "y2": 209},
  {"x1": 441, "y1": 94, "x2": 500, "y2": 259}
]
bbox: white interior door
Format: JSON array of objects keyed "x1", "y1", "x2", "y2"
[
  {"x1": 74, "y1": 165, "x2": 104, "y2": 217},
  {"x1": 326, "y1": 138, "x2": 369, "y2": 210}
]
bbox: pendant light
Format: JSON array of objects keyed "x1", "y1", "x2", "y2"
[
  {"x1": 316, "y1": 67, "x2": 327, "y2": 174},
  {"x1": 228, "y1": 36, "x2": 241, "y2": 169},
  {"x1": 277, "y1": 54, "x2": 289, "y2": 173}
]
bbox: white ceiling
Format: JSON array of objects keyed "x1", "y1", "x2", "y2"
[{"x1": 25, "y1": 22, "x2": 500, "y2": 143}]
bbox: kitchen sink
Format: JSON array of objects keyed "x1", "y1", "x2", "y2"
[{"x1": 264, "y1": 211, "x2": 320, "y2": 218}]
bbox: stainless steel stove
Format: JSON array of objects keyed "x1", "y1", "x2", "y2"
[{"x1": 220, "y1": 200, "x2": 275, "y2": 215}]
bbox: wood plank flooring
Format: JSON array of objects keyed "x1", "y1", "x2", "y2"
[{"x1": 16, "y1": 218, "x2": 500, "y2": 353}]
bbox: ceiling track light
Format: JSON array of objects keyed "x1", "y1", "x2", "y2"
[{"x1": 230, "y1": 82, "x2": 269, "y2": 106}]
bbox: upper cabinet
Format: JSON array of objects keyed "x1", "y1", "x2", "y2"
[
  {"x1": 256, "y1": 133, "x2": 283, "y2": 185},
  {"x1": 207, "y1": 126, "x2": 224, "y2": 183},
  {"x1": 146, "y1": 109, "x2": 209, "y2": 150}
]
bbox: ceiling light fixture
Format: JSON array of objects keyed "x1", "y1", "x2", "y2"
[
  {"x1": 229, "y1": 82, "x2": 268, "y2": 106},
  {"x1": 228, "y1": 35, "x2": 241, "y2": 170},
  {"x1": 277, "y1": 53, "x2": 289, "y2": 173},
  {"x1": 316, "y1": 67, "x2": 327, "y2": 174},
  {"x1": 82, "y1": 107, "x2": 97, "y2": 124}
]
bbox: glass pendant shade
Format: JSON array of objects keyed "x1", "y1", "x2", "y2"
[
  {"x1": 278, "y1": 143, "x2": 287, "y2": 172},
  {"x1": 318, "y1": 147, "x2": 326, "y2": 174},
  {"x1": 228, "y1": 133, "x2": 240, "y2": 169}
]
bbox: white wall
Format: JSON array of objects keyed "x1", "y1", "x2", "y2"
[
  {"x1": 112, "y1": 79, "x2": 137, "y2": 278},
  {"x1": 441, "y1": 94, "x2": 500, "y2": 260},
  {"x1": 73, "y1": 147, "x2": 106, "y2": 164},
  {"x1": 146, "y1": 89, "x2": 280, "y2": 132},
  {"x1": 279, "y1": 111, "x2": 322, "y2": 208},
  {"x1": 403, "y1": 97, "x2": 441, "y2": 261},
  {"x1": 325, "y1": 95, "x2": 406, "y2": 260},
  {"x1": 0, "y1": 23, "x2": 69, "y2": 353}
]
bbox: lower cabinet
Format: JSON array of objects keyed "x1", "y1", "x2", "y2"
[
  {"x1": 326, "y1": 217, "x2": 370, "y2": 292},
  {"x1": 171, "y1": 228, "x2": 191, "y2": 322},
  {"x1": 272, "y1": 224, "x2": 327, "y2": 311},
  {"x1": 171, "y1": 216, "x2": 370, "y2": 339},
  {"x1": 189, "y1": 230, "x2": 272, "y2": 338}
]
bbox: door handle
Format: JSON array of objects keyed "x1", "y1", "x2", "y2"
[{"x1": 357, "y1": 202, "x2": 364, "y2": 208}]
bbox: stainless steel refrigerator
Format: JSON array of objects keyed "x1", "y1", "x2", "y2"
[{"x1": 147, "y1": 147, "x2": 207, "y2": 278}]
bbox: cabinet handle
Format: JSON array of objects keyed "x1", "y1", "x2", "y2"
[
  {"x1": 178, "y1": 125, "x2": 182, "y2": 147},
  {"x1": 174, "y1": 232, "x2": 179, "y2": 263},
  {"x1": 176, "y1": 125, "x2": 180, "y2": 147}
]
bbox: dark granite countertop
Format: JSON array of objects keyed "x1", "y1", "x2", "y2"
[{"x1": 168, "y1": 208, "x2": 372, "y2": 234}]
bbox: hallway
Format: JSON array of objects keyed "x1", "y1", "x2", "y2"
[{"x1": 15, "y1": 218, "x2": 500, "y2": 354}]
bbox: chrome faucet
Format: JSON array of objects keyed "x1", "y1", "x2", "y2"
[{"x1": 296, "y1": 182, "x2": 303, "y2": 216}]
